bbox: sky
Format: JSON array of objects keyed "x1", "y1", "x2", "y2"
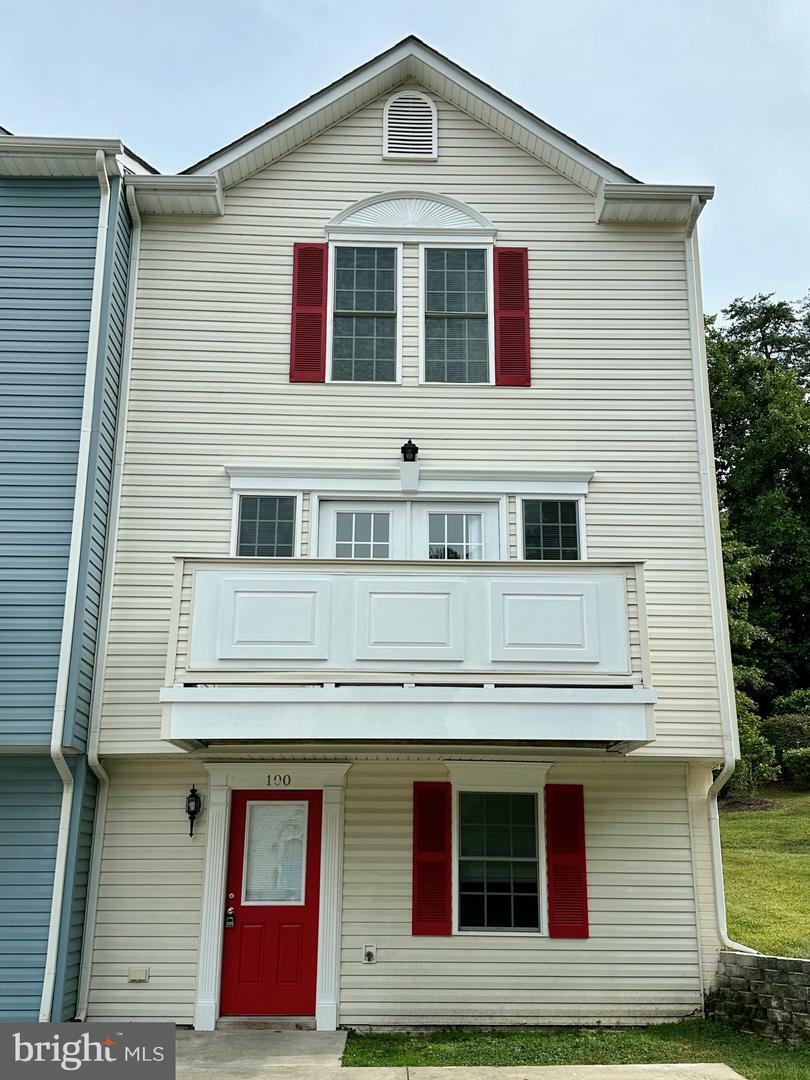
[{"x1": 2, "y1": 0, "x2": 809, "y2": 314}]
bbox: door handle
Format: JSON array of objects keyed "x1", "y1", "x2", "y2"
[{"x1": 225, "y1": 906, "x2": 236, "y2": 929}]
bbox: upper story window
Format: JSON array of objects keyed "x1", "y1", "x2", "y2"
[
  {"x1": 521, "y1": 499, "x2": 580, "y2": 560},
  {"x1": 424, "y1": 248, "x2": 492, "y2": 383},
  {"x1": 331, "y1": 245, "x2": 398, "y2": 382},
  {"x1": 237, "y1": 496, "x2": 296, "y2": 557},
  {"x1": 383, "y1": 91, "x2": 438, "y2": 159}
]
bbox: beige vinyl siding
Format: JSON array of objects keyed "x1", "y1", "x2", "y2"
[
  {"x1": 85, "y1": 761, "x2": 207, "y2": 1022},
  {"x1": 340, "y1": 760, "x2": 704, "y2": 1027},
  {"x1": 100, "y1": 86, "x2": 722, "y2": 757},
  {"x1": 85, "y1": 757, "x2": 711, "y2": 1024}
]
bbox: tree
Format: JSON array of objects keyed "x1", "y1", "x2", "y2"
[
  {"x1": 720, "y1": 516, "x2": 778, "y2": 793},
  {"x1": 706, "y1": 294, "x2": 810, "y2": 708}
]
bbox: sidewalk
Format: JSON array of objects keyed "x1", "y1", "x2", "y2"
[{"x1": 175, "y1": 1031, "x2": 749, "y2": 1080}]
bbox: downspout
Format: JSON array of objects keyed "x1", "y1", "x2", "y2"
[
  {"x1": 40, "y1": 150, "x2": 112, "y2": 1021},
  {"x1": 76, "y1": 182, "x2": 143, "y2": 1018},
  {"x1": 684, "y1": 224, "x2": 756, "y2": 955}
]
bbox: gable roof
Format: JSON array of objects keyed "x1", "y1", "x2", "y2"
[{"x1": 181, "y1": 35, "x2": 638, "y2": 193}]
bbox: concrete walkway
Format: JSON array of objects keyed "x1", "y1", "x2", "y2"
[{"x1": 175, "y1": 1031, "x2": 749, "y2": 1080}]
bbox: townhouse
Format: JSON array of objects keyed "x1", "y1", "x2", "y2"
[
  {"x1": 0, "y1": 136, "x2": 152, "y2": 1020},
  {"x1": 5, "y1": 36, "x2": 740, "y2": 1031}
]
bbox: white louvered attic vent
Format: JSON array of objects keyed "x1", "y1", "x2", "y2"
[{"x1": 383, "y1": 91, "x2": 438, "y2": 160}]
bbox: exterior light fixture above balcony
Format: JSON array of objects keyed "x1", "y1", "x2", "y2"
[{"x1": 400, "y1": 439, "x2": 420, "y2": 492}]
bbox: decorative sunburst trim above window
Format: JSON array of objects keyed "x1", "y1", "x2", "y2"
[{"x1": 327, "y1": 191, "x2": 496, "y2": 241}]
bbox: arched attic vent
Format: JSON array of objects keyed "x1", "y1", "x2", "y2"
[{"x1": 383, "y1": 91, "x2": 438, "y2": 159}]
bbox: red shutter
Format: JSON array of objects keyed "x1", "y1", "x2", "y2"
[
  {"x1": 289, "y1": 242, "x2": 327, "y2": 382},
  {"x1": 545, "y1": 784, "x2": 589, "y2": 938},
  {"x1": 494, "y1": 247, "x2": 531, "y2": 386},
  {"x1": 412, "y1": 781, "x2": 452, "y2": 935}
]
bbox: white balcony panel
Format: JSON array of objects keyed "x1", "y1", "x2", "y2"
[
  {"x1": 355, "y1": 579, "x2": 464, "y2": 661},
  {"x1": 175, "y1": 559, "x2": 645, "y2": 684},
  {"x1": 193, "y1": 574, "x2": 332, "y2": 663},
  {"x1": 490, "y1": 577, "x2": 627, "y2": 668}
]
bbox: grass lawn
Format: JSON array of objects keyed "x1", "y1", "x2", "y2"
[
  {"x1": 721, "y1": 784, "x2": 810, "y2": 957},
  {"x1": 344, "y1": 1020, "x2": 809, "y2": 1079}
]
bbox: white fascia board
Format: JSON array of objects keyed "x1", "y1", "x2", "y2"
[
  {"x1": 161, "y1": 684, "x2": 656, "y2": 745},
  {"x1": 184, "y1": 40, "x2": 634, "y2": 188},
  {"x1": 225, "y1": 464, "x2": 594, "y2": 497}
]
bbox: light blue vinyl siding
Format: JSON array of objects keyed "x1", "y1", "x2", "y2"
[
  {"x1": 0, "y1": 756, "x2": 62, "y2": 1020},
  {"x1": 52, "y1": 758, "x2": 98, "y2": 1021},
  {"x1": 64, "y1": 179, "x2": 131, "y2": 750},
  {"x1": 0, "y1": 179, "x2": 99, "y2": 747}
]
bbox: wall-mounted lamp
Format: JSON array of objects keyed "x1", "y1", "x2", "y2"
[
  {"x1": 186, "y1": 786, "x2": 202, "y2": 837},
  {"x1": 400, "y1": 439, "x2": 420, "y2": 493}
]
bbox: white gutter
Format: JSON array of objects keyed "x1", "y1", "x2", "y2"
[
  {"x1": 39, "y1": 150, "x2": 112, "y2": 1022},
  {"x1": 75, "y1": 182, "x2": 142, "y2": 1019},
  {"x1": 684, "y1": 228, "x2": 756, "y2": 956}
]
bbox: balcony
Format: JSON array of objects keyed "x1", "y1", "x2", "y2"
[{"x1": 160, "y1": 558, "x2": 656, "y2": 748}]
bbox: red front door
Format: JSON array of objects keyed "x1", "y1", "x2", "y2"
[{"x1": 220, "y1": 790, "x2": 322, "y2": 1016}]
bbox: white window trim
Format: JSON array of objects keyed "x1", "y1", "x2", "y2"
[
  {"x1": 516, "y1": 495, "x2": 588, "y2": 561},
  {"x1": 241, "y1": 799, "x2": 309, "y2": 907},
  {"x1": 383, "y1": 90, "x2": 438, "y2": 161},
  {"x1": 446, "y1": 760, "x2": 552, "y2": 938},
  {"x1": 418, "y1": 242, "x2": 495, "y2": 386},
  {"x1": 230, "y1": 491, "x2": 303, "y2": 557},
  {"x1": 325, "y1": 240, "x2": 403, "y2": 385}
]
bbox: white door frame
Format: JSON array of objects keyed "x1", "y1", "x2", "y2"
[{"x1": 194, "y1": 761, "x2": 351, "y2": 1031}]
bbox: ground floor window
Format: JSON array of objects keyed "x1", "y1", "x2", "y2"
[{"x1": 458, "y1": 791, "x2": 540, "y2": 931}]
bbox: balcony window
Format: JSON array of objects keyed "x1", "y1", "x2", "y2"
[
  {"x1": 458, "y1": 791, "x2": 540, "y2": 931},
  {"x1": 428, "y1": 512, "x2": 484, "y2": 560},
  {"x1": 335, "y1": 510, "x2": 391, "y2": 559},
  {"x1": 237, "y1": 496, "x2": 296, "y2": 557},
  {"x1": 522, "y1": 499, "x2": 580, "y2": 560}
]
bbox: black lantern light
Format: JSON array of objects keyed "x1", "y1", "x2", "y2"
[
  {"x1": 401, "y1": 439, "x2": 419, "y2": 462},
  {"x1": 186, "y1": 785, "x2": 202, "y2": 837}
]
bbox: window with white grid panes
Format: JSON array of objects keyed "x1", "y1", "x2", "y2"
[
  {"x1": 334, "y1": 510, "x2": 391, "y2": 558},
  {"x1": 424, "y1": 248, "x2": 489, "y2": 383},
  {"x1": 428, "y1": 512, "x2": 484, "y2": 560},
  {"x1": 332, "y1": 246, "x2": 397, "y2": 382}
]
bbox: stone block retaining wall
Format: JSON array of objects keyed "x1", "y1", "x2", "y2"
[{"x1": 707, "y1": 950, "x2": 810, "y2": 1042}]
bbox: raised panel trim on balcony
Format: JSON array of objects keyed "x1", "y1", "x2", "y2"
[{"x1": 354, "y1": 578, "x2": 465, "y2": 661}]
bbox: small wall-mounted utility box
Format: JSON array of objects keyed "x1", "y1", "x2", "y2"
[
  {"x1": 127, "y1": 967, "x2": 150, "y2": 983},
  {"x1": 362, "y1": 943, "x2": 377, "y2": 964}
]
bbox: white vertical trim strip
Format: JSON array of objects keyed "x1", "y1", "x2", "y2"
[
  {"x1": 315, "y1": 784, "x2": 346, "y2": 1029},
  {"x1": 76, "y1": 180, "x2": 142, "y2": 1018},
  {"x1": 41, "y1": 150, "x2": 111, "y2": 1022}
]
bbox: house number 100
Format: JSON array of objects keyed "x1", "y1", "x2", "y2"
[{"x1": 267, "y1": 774, "x2": 292, "y2": 787}]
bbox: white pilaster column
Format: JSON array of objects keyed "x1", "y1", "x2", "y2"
[
  {"x1": 315, "y1": 782, "x2": 346, "y2": 1030},
  {"x1": 194, "y1": 781, "x2": 230, "y2": 1030}
]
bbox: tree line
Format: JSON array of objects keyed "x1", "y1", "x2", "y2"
[{"x1": 707, "y1": 294, "x2": 810, "y2": 791}]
